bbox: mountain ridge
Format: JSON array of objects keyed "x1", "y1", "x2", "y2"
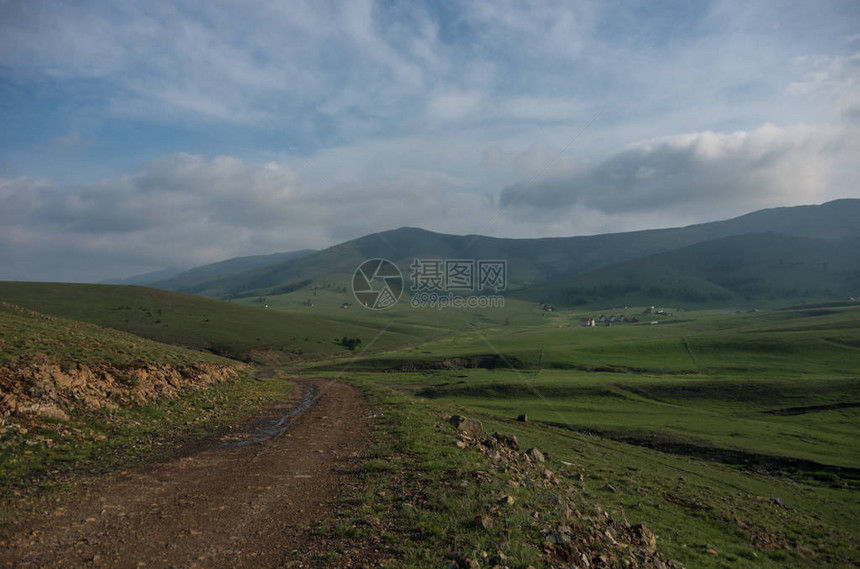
[{"x1": 147, "y1": 199, "x2": 860, "y2": 300}]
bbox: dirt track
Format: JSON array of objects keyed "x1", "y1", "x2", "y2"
[{"x1": 0, "y1": 379, "x2": 369, "y2": 568}]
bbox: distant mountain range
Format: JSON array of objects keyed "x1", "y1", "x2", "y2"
[
  {"x1": 105, "y1": 250, "x2": 316, "y2": 291},
  {"x1": 101, "y1": 266, "x2": 188, "y2": 286},
  {"x1": 140, "y1": 199, "x2": 860, "y2": 307},
  {"x1": 148, "y1": 249, "x2": 316, "y2": 294}
]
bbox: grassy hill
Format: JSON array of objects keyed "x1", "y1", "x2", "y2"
[
  {"x1": 149, "y1": 249, "x2": 315, "y2": 293},
  {"x1": 0, "y1": 302, "x2": 230, "y2": 369},
  {"x1": 0, "y1": 282, "x2": 422, "y2": 362},
  {"x1": 144, "y1": 199, "x2": 860, "y2": 300},
  {"x1": 513, "y1": 232, "x2": 860, "y2": 308},
  {"x1": 0, "y1": 302, "x2": 302, "y2": 497}
]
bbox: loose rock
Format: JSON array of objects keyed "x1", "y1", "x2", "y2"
[
  {"x1": 449, "y1": 415, "x2": 484, "y2": 438},
  {"x1": 525, "y1": 447, "x2": 545, "y2": 463}
]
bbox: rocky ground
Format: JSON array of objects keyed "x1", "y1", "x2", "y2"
[
  {"x1": 448, "y1": 415, "x2": 680, "y2": 569},
  {"x1": 0, "y1": 352, "x2": 243, "y2": 427}
]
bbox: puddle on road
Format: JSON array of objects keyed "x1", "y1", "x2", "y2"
[{"x1": 217, "y1": 382, "x2": 318, "y2": 449}]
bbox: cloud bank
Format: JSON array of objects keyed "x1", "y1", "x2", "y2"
[{"x1": 500, "y1": 124, "x2": 858, "y2": 218}]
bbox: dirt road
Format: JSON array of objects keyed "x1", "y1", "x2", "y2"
[{"x1": 0, "y1": 379, "x2": 369, "y2": 568}]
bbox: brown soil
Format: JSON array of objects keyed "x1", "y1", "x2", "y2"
[
  {"x1": 0, "y1": 379, "x2": 369, "y2": 568},
  {"x1": 1, "y1": 353, "x2": 244, "y2": 423}
]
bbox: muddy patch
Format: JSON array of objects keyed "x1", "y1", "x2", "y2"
[{"x1": 218, "y1": 382, "x2": 317, "y2": 448}]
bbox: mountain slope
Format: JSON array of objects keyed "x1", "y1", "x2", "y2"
[
  {"x1": 101, "y1": 266, "x2": 187, "y2": 286},
  {"x1": 512, "y1": 232, "x2": 860, "y2": 307},
  {"x1": 173, "y1": 199, "x2": 860, "y2": 299},
  {"x1": 150, "y1": 249, "x2": 316, "y2": 293}
]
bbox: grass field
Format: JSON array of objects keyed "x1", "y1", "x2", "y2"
[
  {"x1": 296, "y1": 301, "x2": 860, "y2": 567},
  {"x1": 338, "y1": 302, "x2": 860, "y2": 377},
  {"x1": 2, "y1": 280, "x2": 858, "y2": 566},
  {"x1": 0, "y1": 282, "x2": 429, "y2": 361}
]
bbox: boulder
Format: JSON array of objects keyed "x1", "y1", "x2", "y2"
[
  {"x1": 525, "y1": 447, "x2": 545, "y2": 463},
  {"x1": 448, "y1": 415, "x2": 483, "y2": 438}
]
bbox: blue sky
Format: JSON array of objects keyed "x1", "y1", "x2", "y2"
[{"x1": 1, "y1": 0, "x2": 859, "y2": 281}]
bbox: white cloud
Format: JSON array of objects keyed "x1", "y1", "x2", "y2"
[
  {"x1": 787, "y1": 52, "x2": 860, "y2": 120},
  {"x1": 0, "y1": 153, "x2": 494, "y2": 281},
  {"x1": 426, "y1": 90, "x2": 485, "y2": 121},
  {"x1": 500, "y1": 124, "x2": 860, "y2": 217}
]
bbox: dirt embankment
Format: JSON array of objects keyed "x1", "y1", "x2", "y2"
[{"x1": 0, "y1": 353, "x2": 245, "y2": 425}]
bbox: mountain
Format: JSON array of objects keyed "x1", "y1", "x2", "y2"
[
  {"x1": 101, "y1": 266, "x2": 187, "y2": 286},
  {"x1": 512, "y1": 232, "x2": 860, "y2": 307},
  {"x1": 150, "y1": 249, "x2": 316, "y2": 294},
  {"x1": 167, "y1": 199, "x2": 860, "y2": 300}
]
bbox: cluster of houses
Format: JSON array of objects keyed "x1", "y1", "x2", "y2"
[{"x1": 579, "y1": 314, "x2": 640, "y2": 327}]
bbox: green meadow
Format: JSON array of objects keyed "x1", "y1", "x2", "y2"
[
  {"x1": 2, "y1": 280, "x2": 858, "y2": 566},
  {"x1": 0, "y1": 282, "x2": 424, "y2": 361},
  {"x1": 296, "y1": 301, "x2": 860, "y2": 567}
]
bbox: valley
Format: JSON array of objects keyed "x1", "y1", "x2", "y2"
[{"x1": 1, "y1": 200, "x2": 858, "y2": 568}]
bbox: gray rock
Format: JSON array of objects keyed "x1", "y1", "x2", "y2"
[
  {"x1": 525, "y1": 447, "x2": 545, "y2": 463},
  {"x1": 449, "y1": 415, "x2": 484, "y2": 438}
]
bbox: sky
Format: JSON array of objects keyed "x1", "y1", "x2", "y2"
[{"x1": 1, "y1": 0, "x2": 859, "y2": 282}]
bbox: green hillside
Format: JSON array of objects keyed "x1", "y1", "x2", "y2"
[
  {"x1": 0, "y1": 302, "x2": 229, "y2": 369},
  {"x1": 0, "y1": 303, "x2": 298, "y2": 495},
  {"x1": 513, "y1": 233, "x2": 860, "y2": 308},
  {"x1": 149, "y1": 249, "x2": 315, "y2": 293},
  {"x1": 0, "y1": 282, "x2": 421, "y2": 361},
  {"x1": 146, "y1": 199, "x2": 860, "y2": 300}
]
